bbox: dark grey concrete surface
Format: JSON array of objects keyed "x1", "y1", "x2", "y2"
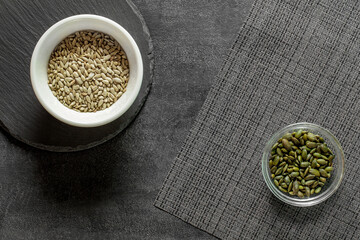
[{"x1": 0, "y1": 0, "x2": 253, "y2": 239}]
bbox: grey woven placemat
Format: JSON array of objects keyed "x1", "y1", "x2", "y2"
[{"x1": 155, "y1": 0, "x2": 360, "y2": 239}]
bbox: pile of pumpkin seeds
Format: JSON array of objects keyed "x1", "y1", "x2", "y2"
[
  {"x1": 47, "y1": 31, "x2": 129, "y2": 112},
  {"x1": 269, "y1": 130, "x2": 334, "y2": 197}
]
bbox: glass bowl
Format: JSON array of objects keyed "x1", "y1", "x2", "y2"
[{"x1": 262, "y1": 122, "x2": 345, "y2": 207}]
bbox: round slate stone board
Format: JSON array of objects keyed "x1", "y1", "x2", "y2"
[{"x1": 0, "y1": 0, "x2": 153, "y2": 152}]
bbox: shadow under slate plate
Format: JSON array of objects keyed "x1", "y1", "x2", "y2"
[{"x1": 0, "y1": 0, "x2": 153, "y2": 152}]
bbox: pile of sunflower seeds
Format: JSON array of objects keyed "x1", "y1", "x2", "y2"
[
  {"x1": 269, "y1": 130, "x2": 334, "y2": 197},
  {"x1": 47, "y1": 31, "x2": 129, "y2": 112}
]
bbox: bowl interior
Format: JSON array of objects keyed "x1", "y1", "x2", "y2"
[
  {"x1": 262, "y1": 122, "x2": 345, "y2": 207},
  {"x1": 31, "y1": 15, "x2": 143, "y2": 127}
]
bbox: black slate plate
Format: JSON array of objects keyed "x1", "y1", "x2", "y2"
[{"x1": 0, "y1": 0, "x2": 153, "y2": 152}]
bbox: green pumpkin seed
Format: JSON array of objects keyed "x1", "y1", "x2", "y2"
[
  {"x1": 300, "y1": 162, "x2": 310, "y2": 168},
  {"x1": 283, "y1": 164, "x2": 288, "y2": 174},
  {"x1": 318, "y1": 182, "x2": 324, "y2": 187},
  {"x1": 304, "y1": 167, "x2": 310, "y2": 176},
  {"x1": 297, "y1": 191, "x2": 304, "y2": 198},
  {"x1": 310, "y1": 189, "x2": 315, "y2": 194},
  {"x1": 309, "y1": 169, "x2": 320, "y2": 177},
  {"x1": 271, "y1": 166, "x2": 277, "y2": 174},
  {"x1": 294, "y1": 130, "x2": 302, "y2": 138},
  {"x1": 300, "y1": 138, "x2": 305, "y2": 146},
  {"x1": 311, "y1": 181, "x2": 319, "y2": 189},
  {"x1": 316, "y1": 145, "x2": 322, "y2": 153},
  {"x1": 307, "y1": 132, "x2": 316, "y2": 142},
  {"x1": 301, "y1": 149, "x2": 307, "y2": 160},
  {"x1": 319, "y1": 177, "x2": 326, "y2": 183},
  {"x1": 306, "y1": 141, "x2": 317, "y2": 149},
  {"x1": 288, "y1": 182, "x2": 293, "y2": 192},
  {"x1": 289, "y1": 191, "x2": 295, "y2": 196},
  {"x1": 305, "y1": 187, "x2": 311, "y2": 197},
  {"x1": 302, "y1": 133, "x2": 308, "y2": 141},
  {"x1": 279, "y1": 179, "x2": 284, "y2": 185},
  {"x1": 273, "y1": 156, "x2": 280, "y2": 166},
  {"x1": 299, "y1": 185, "x2": 304, "y2": 190},
  {"x1": 290, "y1": 172, "x2": 299, "y2": 178},
  {"x1": 269, "y1": 160, "x2": 273, "y2": 168},
  {"x1": 293, "y1": 167, "x2": 299, "y2": 172},
  {"x1": 281, "y1": 148, "x2": 288, "y2": 153},
  {"x1": 284, "y1": 176, "x2": 290, "y2": 184},
  {"x1": 271, "y1": 142, "x2": 279, "y2": 150},
  {"x1": 310, "y1": 148, "x2": 316, "y2": 154},
  {"x1": 325, "y1": 167, "x2": 334, "y2": 172},
  {"x1": 320, "y1": 144, "x2": 329, "y2": 153},
  {"x1": 282, "y1": 139, "x2": 292, "y2": 151},
  {"x1": 313, "y1": 152, "x2": 322, "y2": 158},
  {"x1": 291, "y1": 137, "x2": 300, "y2": 146},
  {"x1": 279, "y1": 186, "x2": 287, "y2": 192},
  {"x1": 293, "y1": 180, "x2": 299, "y2": 194},
  {"x1": 304, "y1": 174, "x2": 315, "y2": 180},
  {"x1": 321, "y1": 155, "x2": 328, "y2": 160},
  {"x1": 315, "y1": 187, "x2": 322, "y2": 193},
  {"x1": 317, "y1": 159, "x2": 328, "y2": 165},
  {"x1": 281, "y1": 183, "x2": 288, "y2": 188},
  {"x1": 279, "y1": 161, "x2": 286, "y2": 167},
  {"x1": 301, "y1": 179, "x2": 306, "y2": 185},
  {"x1": 288, "y1": 156, "x2": 295, "y2": 161},
  {"x1": 271, "y1": 174, "x2": 275, "y2": 179},
  {"x1": 283, "y1": 133, "x2": 292, "y2": 140},
  {"x1": 319, "y1": 169, "x2": 329, "y2": 177},
  {"x1": 275, "y1": 167, "x2": 283, "y2": 175},
  {"x1": 276, "y1": 148, "x2": 283, "y2": 156},
  {"x1": 274, "y1": 180, "x2": 279, "y2": 187},
  {"x1": 275, "y1": 175, "x2": 283, "y2": 180},
  {"x1": 319, "y1": 137, "x2": 324, "y2": 142},
  {"x1": 305, "y1": 180, "x2": 316, "y2": 186}
]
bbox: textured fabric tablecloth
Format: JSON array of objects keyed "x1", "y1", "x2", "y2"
[{"x1": 155, "y1": 0, "x2": 360, "y2": 239}]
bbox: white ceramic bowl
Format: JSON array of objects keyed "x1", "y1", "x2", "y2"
[{"x1": 30, "y1": 14, "x2": 143, "y2": 127}]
